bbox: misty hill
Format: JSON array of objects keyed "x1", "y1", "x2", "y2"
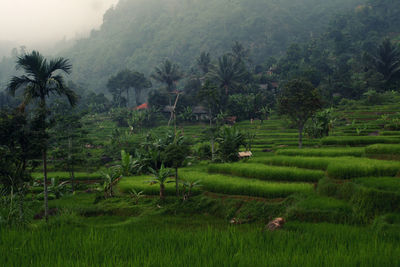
[{"x1": 62, "y1": 0, "x2": 365, "y2": 92}]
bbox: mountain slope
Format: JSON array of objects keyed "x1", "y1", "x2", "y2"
[{"x1": 63, "y1": 0, "x2": 364, "y2": 92}]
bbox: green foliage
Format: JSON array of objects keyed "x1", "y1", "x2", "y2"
[
  {"x1": 277, "y1": 79, "x2": 322, "y2": 147},
  {"x1": 110, "y1": 108, "x2": 131, "y2": 127},
  {"x1": 58, "y1": 0, "x2": 365, "y2": 92},
  {"x1": 380, "y1": 113, "x2": 400, "y2": 130},
  {"x1": 0, "y1": 110, "x2": 40, "y2": 191},
  {"x1": 120, "y1": 150, "x2": 135, "y2": 176},
  {"x1": 178, "y1": 106, "x2": 195, "y2": 122},
  {"x1": 101, "y1": 166, "x2": 122, "y2": 198},
  {"x1": 207, "y1": 54, "x2": 247, "y2": 96},
  {"x1": 252, "y1": 156, "x2": 338, "y2": 170},
  {"x1": 286, "y1": 194, "x2": 356, "y2": 224},
  {"x1": 275, "y1": 147, "x2": 365, "y2": 157},
  {"x1": 353, "y1": 177, "x2": 400, "y2": 192},
  {"x1": 151, "y1": 59, "x2": 183, "y2": 93},
  {"x1": 327, "y1": 160, "x2": 400, "y2": 179},
  {"x1": 321, "y1": 136, "x2": 400, "y2": 145},
  {"x1": 181, "y1": 179, "x2": 202, "y2": 200},
  {"x1": 2, "y1": 218, "x2": 400, "y2": 266},
  {"x1": 107, "y1": 69, "x2": 152, "y2": 108},
  {"x1": 180, "y1": 169, "x2": 312, "y2": 198},
  {"x1": 118, "y1": 175, "x2": 182, "y2": 196},
  {"x1": 365, "y1": 144, "x2": 400, "y2": 156},
  {"x1": 208, "y1": 163, "x2": 324, "y2": 182},
  {"x1": 216, "y1": 126, "x2": 245, "y2": 162},
  {"x1": 305, "y1": 108, "x2": 336, "y2": 138},
  {"x1": 192, "y1": 142, "x2": 212, "y2": 160},
  {"x1": 149, "y1": 164, "x2": 173, "y2": 199},
  {"x1": 0, "y1": 187, "x2": 31, "y2": 227},
  {"x1": 129, "y1": 188, "x2": 144, "y2": 205},
  {"x1": 197, "y1": 51, "x2": 211, "y2": 75},
  {"x1": 317, "y1": 177, "x2": 400, "y2": 221},
  {"x1": 365, "y1": 38, "x2": 400, "y2": 89},
  {"x1": 47, "y1": 178, "x2": 68, "y2": 199}
]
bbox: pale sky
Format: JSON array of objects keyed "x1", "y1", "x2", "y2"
[{"x1": 0, "y1": 0, "x2": 119, "y2": 45}]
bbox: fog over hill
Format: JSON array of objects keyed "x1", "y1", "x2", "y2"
[
  {"x1": 61, "y1": 0, "x2": 365, "y2": 92},
  {"x1": 0, "y1": 0, "x2": 119, "y2": 57}
]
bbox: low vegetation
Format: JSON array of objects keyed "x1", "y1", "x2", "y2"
[{"x1": 208, "y1": 163, "x2": 324, "y2": 182}]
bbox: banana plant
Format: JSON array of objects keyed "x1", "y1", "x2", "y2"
[
  {"x1": 129, "y1": 188, "x2": 144, "y2": 204},
  {"x1": 182, "y1": 180, "x2": 201, "y2": 200},
  {"x1": 48, "y1": 178, "x2": 69, "y2": 199},
  {"x1": 148, "y1": 164, "x2": 172, "y2": 200},
  {"x1": 101, "y1": 166, "x2": 123, "y2": 198},
  {"x1": 120, "y1": 150, "x2": 135, "y2": 176}
]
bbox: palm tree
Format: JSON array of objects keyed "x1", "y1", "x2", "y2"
[
  {"x1": 129, "y1": 71, "x2": 152, "y2": 107},
  {"x1": 230, "y1": 41, "x2": 251, "y2": 64},
  {"x1": 8, "y1": 51, "x2": 77, "y2": 221},
  {"x1": 207, "y1": 54, "x2": 247, "y2": 95},
  {"x1": 151, "y1": 59, "x2": 183, "y2": 106},
  {"x1": 151, "y1": 59, "x2": 184, "y2": 128},
  {"x1": 367, "y1": 38, "x2": 400, "y2": 86},
  {"x1": 197, "y1": 51, "x2": 211, "y2": 75}
]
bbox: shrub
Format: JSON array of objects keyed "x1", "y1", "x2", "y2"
[
  {"x1": 216, "y1": 126, "x2": 245, "y2": 162},
  {"x1": 193, "y1": 142, "x2": 212, "y2": 160}
]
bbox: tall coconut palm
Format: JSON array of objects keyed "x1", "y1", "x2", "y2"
[
  {"x1": 8, "y1": 51, "x2": 77, "y2": 221},
  {"x1": 151, "y1": 59, "x2": 184, "y2": 127},
  {"x1": 371, "y1": 38, "x2": 400, "y2": 85},
  {"x1": 207, "y1": 54, "x2": 247, "y2": 95},
  {"x1": 197, "y1": 51, "x2": 211, "y2": 76},
  {"x1": 230, "y1": 41, "x2": 251, "y2": 65},
  {"x1": 151, "y1": 59, "x2": 183, "y2": 95}
]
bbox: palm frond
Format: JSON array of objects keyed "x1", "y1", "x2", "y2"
[
  {"x1": 47, "y1": 57, "x2": 72, "y2": 75},
  {"x1": 15, "y1": 51, "x2": 46, "y2": 79}
]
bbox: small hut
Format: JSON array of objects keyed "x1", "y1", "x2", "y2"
[
  {"x1": 193, "y1": 106, "x2": 208, "y2": 121},
  {"x1": 238, "y1": 151, "x2": 252, "y2": 159}
]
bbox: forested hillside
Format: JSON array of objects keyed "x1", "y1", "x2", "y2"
[
  {"x1": 1, "y1": 0, "x2": 399, "y2": 95},
  {"x1": 62, "y1": 0, "x2": 364, "y2": 92}
]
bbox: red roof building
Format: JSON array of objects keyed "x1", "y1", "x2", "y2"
[{"x1": 135, "y1": 103, "x2": 149, "y2": 110}]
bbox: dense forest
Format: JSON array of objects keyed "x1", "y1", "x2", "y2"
[{"x1": 0, "y1": 0, "x2": 365, "y2": 92}]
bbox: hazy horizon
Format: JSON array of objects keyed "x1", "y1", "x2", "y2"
[{"x1": 0, "y1": 0, "x2": 119, "y2": 55}]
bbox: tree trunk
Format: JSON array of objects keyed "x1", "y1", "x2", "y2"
[
  {"x1": 160, "y1": 183, "x2": 165, "y2": 200},
  {"x1": 135, "y1": 88, "x2": 141, "y2": 107},
  {"x1": 126, "y1": 88, "x2": 130, "y2": 108},
  {"x1": 68, "y1": 137, "x2": 75, "y2": 192},
  {"x1": 40, "y1": 98, "x2": 49, "y2": 222},
  {"x1": 70, "y1": 169, "x2": 75, "y2": 193},
  {"x1": 211, "y1": 138, "x2": 215, "y2": 161},
  {"x1": 43, "y1": 147, "x2": 49, "y2": 222},
  {"x1": 298, "y1": 124, "x2": 304, "y2": 149},
  {"x1": 209, "y1": 107, "x2": 215, "y2": 161},
  {"x1": 175, "y1": 167, "x2": 179, "y2": 197}
]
